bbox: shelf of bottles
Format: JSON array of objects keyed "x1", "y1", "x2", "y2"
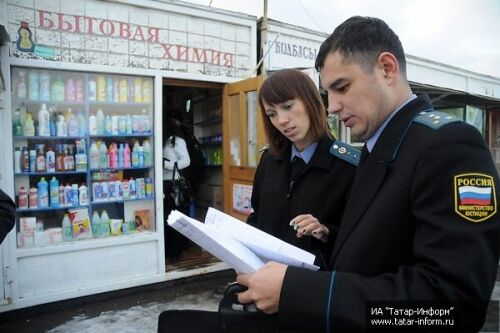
[{"x1": 11, "y1": 67, "x2": 156, "y2": 249}]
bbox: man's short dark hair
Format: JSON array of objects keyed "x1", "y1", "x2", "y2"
[{"x1": 315, "y1": 16, "x2": 407, "y2": 78}]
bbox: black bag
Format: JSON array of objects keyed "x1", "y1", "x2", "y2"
[
  {"x1": 170, "y1": 162, "x2": 191, "y2": 207},
  {"x1": 218, "y1": 283, "x2": 280, "y2": 332}
]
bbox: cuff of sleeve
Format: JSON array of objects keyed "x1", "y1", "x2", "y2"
[{"x1": 279, "y1": 266, "x2": 335, "y2": 332}]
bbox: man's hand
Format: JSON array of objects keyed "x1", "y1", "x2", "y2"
[
  {"x1": 236, "y1": 262, "x2": 288, "y2": 314},
  {"x1": 290, "y1": 214, "x2": 329, "y2": 242}
]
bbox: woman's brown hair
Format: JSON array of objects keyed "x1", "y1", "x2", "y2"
[{"x1": 258, "y1": 69, "x2": 332, "y2": 156}]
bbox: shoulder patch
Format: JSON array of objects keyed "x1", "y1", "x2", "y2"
[
  {"x1": 454, "y1": 173, "x2": 497, "y2": 223},
  {"x1": 330, "y1": 140, "x2": 360, "y2": 166},
  {"x1": 414, "y1": 111, "x2": 461, "y2": 130}
]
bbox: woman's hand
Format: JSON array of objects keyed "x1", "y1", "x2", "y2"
[{"x1": 290, "y1": 214, "x2": 329, "y2": 243}]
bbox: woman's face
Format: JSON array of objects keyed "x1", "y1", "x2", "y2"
[{"x1": 263, "y1": 99, "x2": 315, "y2": 151}]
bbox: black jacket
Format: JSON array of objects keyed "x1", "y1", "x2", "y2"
[
  {"x1": 279, "y1": 95, "x2": 500, "y2": 332},
  {"x1": 247, "y1": 136, "x2": 356, "y2": 267},
  {"x1": 0, "y1": 189, "x2": 16, "y2": 244}
]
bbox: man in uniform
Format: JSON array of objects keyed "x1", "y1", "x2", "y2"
[
  {"x1": 159, "y1": 16, "x2": 500, "y2": 332},
  {"x1": 0, "y1": 189, "x2": 15, "y2": 244}
]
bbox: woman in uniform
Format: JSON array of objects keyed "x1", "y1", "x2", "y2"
[{"x1": 247, "y1": 69, "x2": 357, "y2": 268}]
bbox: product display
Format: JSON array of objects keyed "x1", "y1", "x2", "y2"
[{"x1": 12, "y1": 67, "x2": 155, "y2": 248}]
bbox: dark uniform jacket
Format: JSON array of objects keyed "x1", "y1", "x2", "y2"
[
  {"x1": 279, "y1": 95, "x2": 500, "y2": 332},
  {"x1": 0, "y1": 189, "x2": 16, "y2": 244},
  {"x1": 247, "y1": 136, "x2": 356, "y2": 268}
]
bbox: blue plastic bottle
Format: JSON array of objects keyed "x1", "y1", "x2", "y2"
[
  {"x1": 37, "y1": 177, "x2": 49, "y2": 208},
  {"x1": 49, "y1": 176, "x2": 59, "y2": 207},
  {"x1": 118, "y1": 143, "x2": 124, "y2": 168}
]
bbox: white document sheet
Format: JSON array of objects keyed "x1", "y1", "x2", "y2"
[
  {"x1": 167, "y1": 210, "x2": 264, "y2": 273},
  {"x1": 204, "y1": 207, "x2": 319, "y2": 270}
]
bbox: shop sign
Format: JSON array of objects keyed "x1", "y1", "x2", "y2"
[
  {"x1": 7, "y1": 0, "x2": 253, "y2": 77},
  {"x1": 267, "y1": 31, "x2": 322, "y2": 71}
]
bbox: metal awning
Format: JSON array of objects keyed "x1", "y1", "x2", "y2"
[{"x1": 410, "y1": 81, "x2": 500, "y2": 110}]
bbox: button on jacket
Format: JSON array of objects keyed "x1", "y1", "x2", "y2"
[
  {"x1": 247, "y1": 135, "x2": 356, "y2": 267},
  {"x1": 279, "y1": 95, "x2": 500, "y2": 332}
]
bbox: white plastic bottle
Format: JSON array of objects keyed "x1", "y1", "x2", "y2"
[
  {"x1": 67, "y1": 109, "x2": 79, "y2": 137},
  {"x1": 75, "y1": 141, "x2": 88, "y2": 172},
  {"x1": 105, "y1": 115, "x2": 112, "y2": 135},
  {"x1": 76, "y1": 109, "x2": 86, "y2": 136},
  {"x1": 100, "y1": 210, "x2": 111, "y2": 237},
  {"x1": 89, "y1": 141, "x2": 100, "y2": 170},
  {"x1": 91, "y1": 211, "x2": 101, "y2": 238},
  {"x1": 23, "y1": 113, "x2": 35, "y2": 137},
  {"x1": 96, "y1": 109, "x2": 105, "y2": 135},
  {"x1": 88, "y1": 77, "x2": 97, "y2": 101},
  {"x1": 28, "y1": 70, "x2": 39, "y2": 100},
  {"x1": 89, "y1": 113, "x2": 97, "y2": 135},
  {"x1": 131, "y1": 141, "x2": 140, "y2": 168},
  {"x1": 56, "y1": 114, "x2": 67, "y2": 137},
  {"x1": 38, "y1": 103, "x2": 50, "y2": 136},
  {"x1": 45, "y1": 147, "x2": 56, "y2": 173},
  {"x1": 99, "y1": 141, "x2": 108, "y2": 169},
  {"x1": 62, "y1": 213, "x2": 72, "y2": 241},
  {"x1": 143, "y1": 140, "x2": 152, "y2": 167},
  {"x1": 79, "y1": 183, "x2": 88, "y2": 206}
]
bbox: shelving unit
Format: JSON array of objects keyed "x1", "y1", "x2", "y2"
[
  {"x1": 11, "y1": 67, "x2": 156, "y2": 250},
  {"x1": 192, "y1": 95, "x2": 223, "y2": 218}
]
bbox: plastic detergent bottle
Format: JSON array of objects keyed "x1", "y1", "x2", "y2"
[
  {"x1": 99, "y1": 141, "x2": 108, "y2": 169},
  {"x1": 51, "y1": 76, "x2": 65, "y2": 101},
  {"x1": 118, "y1": 143, "x2": 124, "y2": 168},
  {"x1": 65, "y1": 78, "x2": 75, "y2": 102},
  {"x1": 100, "y1": 210, "x2": 110, "y2": 237},
  {"x1": 142, "y1": 79, "x2": 152, "y2": 103},
  {"x1": 88, "y1": 76, "x2": 97, "y2": 101},
  {"x1": 16, "y1": 70, "x2": 27, "y2": 98},
  {"x1": 76, "y1": 109, "x2": 86, "y2": 136},
  {"x1": 37, "y1": 103, "x2": 50, "y2": 136},
  {"x1": 49, "y1": 176, "x2": 59, "y2": 208},
  {"x1": 79, "y1": 184, "x2": 88, "y2": 206},
  {"x1": 75, "y1": 78, "x2": 84, "y2": 102},
  {"x1": 28, "y1": 70, "x2": 39, "y2": 100},
  {"x1": 143, "y1": 140, "x2": 152, "y2": 167},
  {"x1": 134, "y1": 78, "x2": 143, "y2": 103},
  {"x1": 67, "y1": 109, "x2": 79, "y2": 137},
  {"x1": 123, "y1": 143, "x2": 131, "y2": 168},
  {"x1": 96, "y1": 109, "x2": 105, "y2": 135},
  {"x1": 119, "y1": 78, "x2": 128, "y2": 103},
  {"x1": 23, "y1": 113, "x2": 35, "y2": 136},
  {"x1": 45, "y1": 146, "x2": 56, "y2": 173},
  {"x1": 89, "y1": 141, "x2": 100, "y2": 170},
  {"x1": 91, "y1": 211, "x2": 102, "y2": 238},
  {"x1": 37, "y1": 177, "x2": 49, "y2": 208},
  {"x1": 97, "y1": 75, "x2": 106, "y2": 102},
  {"x1": 39, "y1": 71, "x2": 51, "y2": 101},
  {"x1": 106, "y1": 77, "x2": 114, "y2": 102},
  {"x1": 62, "y1": 214, "x2": 72, "y2": 241}
]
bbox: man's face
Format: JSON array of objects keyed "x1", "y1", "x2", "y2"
[{"x1": 320, "y1": 51, "x2": 392, "y2": 141}]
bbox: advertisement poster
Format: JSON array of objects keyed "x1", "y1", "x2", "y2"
[{"x1": 232, "y1": 183, "x2": 253, "y2": 215}]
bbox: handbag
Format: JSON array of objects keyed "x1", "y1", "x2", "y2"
[{"x1": 170, "y1": 161, "x2": 191, "y2": 207}]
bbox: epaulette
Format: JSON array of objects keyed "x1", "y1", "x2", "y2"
[
  {"x1": 330, "y1": 140, "x2": 360, "y2": 166},
  {"x1": 413, "y1": 111, "x2": 461, "y2": 129},
  {"x1": 258, "y1": 144, "x2": 270, "y2": 153}
]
